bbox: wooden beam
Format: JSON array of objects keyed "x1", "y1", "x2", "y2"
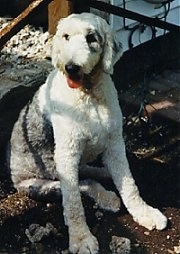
[
  {"x1": 0, "y1": 0, "x2": 53, "y2": 50},
  {"x1": 48, "y1": 0, "x2": 73, "y2": 35}
]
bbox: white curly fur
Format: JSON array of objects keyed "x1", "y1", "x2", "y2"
[{"x1": 9, "y1": 13, "x2": 167, "y2": 254}]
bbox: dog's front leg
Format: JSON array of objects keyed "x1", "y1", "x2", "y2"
[
  {"x1": 103, "y1": 133, "x2": 167, "y2": 231},
  {"x1": 52, "y1": 118, "x2": 99, "y2": 254}
]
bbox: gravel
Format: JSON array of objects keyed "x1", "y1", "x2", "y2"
[
  {"x1": 0, "y1": 17, "x2": 52, "y2": 84},
  {"x1": 0, "y1": 17, "x2": 53, "y2": 106}
]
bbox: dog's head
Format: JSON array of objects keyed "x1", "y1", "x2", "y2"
[{"x1": 52, "y1": 13, "x2": 122, "y2": 89}]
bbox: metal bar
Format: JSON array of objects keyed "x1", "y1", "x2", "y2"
[
  {"x1": 72, "y1": 0, "x2": 180, "y2": 33},
  {"x1": 0, "y1": 0, "x2": 53, "y2": 50}
]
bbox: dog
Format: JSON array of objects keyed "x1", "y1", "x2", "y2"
[{"x1": 8, "y1": 13, "x2": 167, "y2": 254}]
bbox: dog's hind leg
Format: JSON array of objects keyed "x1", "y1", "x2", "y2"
[
  {"x1": 80, "y1": 179, "x2": 120, "y2": 212},
  {"x1": 15, "y1": 178, "x2": 120, "y2": 212},
  {"x1": 16, "y1": 179, "x2": 62, "y2": 201}
]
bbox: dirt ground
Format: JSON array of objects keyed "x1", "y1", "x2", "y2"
[{"x1": 0, "y1": 115, "x2": 179, "y2": 254}]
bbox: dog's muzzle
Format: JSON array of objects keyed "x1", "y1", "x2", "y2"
[
  {"x1": 65, "y1": 63, "x2": 84, "y2": 89},
  {"x1": 64, "y1": 61, "x2": 101, "y2": 91}
]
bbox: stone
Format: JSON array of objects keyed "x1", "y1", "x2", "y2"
[
  {"x1": 109, "y1": 235, "x2": 131, "y2": 254},
  {"x1": 25, "y1": 223, "x2": 57, "y2": 243}
]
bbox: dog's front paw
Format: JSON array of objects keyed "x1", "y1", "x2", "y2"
[
  {"x1": 69, "y1": 233, "x2": 99, "y2": 254},
  {"x1": 134, "y1": 206, "x2": 167, "y2": 230}
]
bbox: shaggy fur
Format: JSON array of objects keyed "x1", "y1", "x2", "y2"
[{"x1": 8, "y1": 13, "x2": 167, "y2": 254}]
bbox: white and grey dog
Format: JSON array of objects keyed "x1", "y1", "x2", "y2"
[{"x1": 8, "y1": 13, "x2": 167, "y2": 254}]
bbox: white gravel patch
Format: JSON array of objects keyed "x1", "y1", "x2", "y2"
[
  {"x1": 0, "y1": 17, "x2": 52, "y2": 83},
  {"x1": 0, "y1": 17, "x2": 53, "y2": 100}
]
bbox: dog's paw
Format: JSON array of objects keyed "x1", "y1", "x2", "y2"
[
  {"x1": 133, "y1": 206, "x2": 167, "y2": 230},
  {"x1": 69, "y1": 233, "x2": 99, "y2": 254},
  {"x1": 98, "y1": 190, "x2": 121, "y2": 213}
]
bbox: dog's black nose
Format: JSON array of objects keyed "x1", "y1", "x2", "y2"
[{"x1": 65, "y1": 64, "x2": 80, "y2": 75}]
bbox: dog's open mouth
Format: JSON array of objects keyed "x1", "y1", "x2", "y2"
[
  {"x1": 66, "y1": 74, "x2": 84, "y2": 89},
  {"x1": 65, "y1": 64, "x2": 95, "y2": 90},
  {"x1": 65, "y1": 63, "x2": 100, "y2": 90}
]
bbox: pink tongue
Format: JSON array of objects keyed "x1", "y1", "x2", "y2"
[{"x1": 67, "y1": 77, "x2": 82, "y2": 89}]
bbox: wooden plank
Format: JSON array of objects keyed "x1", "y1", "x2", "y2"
[
  {"x1": 48, "y1": 0, "x2": 73, "y2": 35},
  {"x1": 0, "y1": 0, "x2": 53, "y2": 50}
]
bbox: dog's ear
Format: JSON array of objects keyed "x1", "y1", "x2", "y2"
[{"x1": 101, "y1": 23, "x2": 123, "y2": 74}]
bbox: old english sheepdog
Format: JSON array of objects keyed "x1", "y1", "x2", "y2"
[{"x1": 8, "y1": 13, "x2": 167, "y2": 254}]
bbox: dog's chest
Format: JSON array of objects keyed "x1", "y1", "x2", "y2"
[
  {"x1": 80, "y1": 100, "x2": 116, "y2": 162},
  {"x1": 39, "y1": 75, "x2": 121, "y2": 161},
  {"x1": 84, "y1": 103, "x2": 111, "y2": 137}
]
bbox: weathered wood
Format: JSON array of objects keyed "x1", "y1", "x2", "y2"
[
  {"x1": 48, "y1": 0, "x2": 73, "y2": 34},
  {"x1": 0, "y1": 0, "x2": 53, "y2": 50}
]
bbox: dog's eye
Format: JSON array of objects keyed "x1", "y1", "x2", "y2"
[
  {"x1": 63, "y1": 34, "x2": 70, "y2": 40},
  {"x1": 86, "y1": 34, "x2": 97, "y2": 44}
]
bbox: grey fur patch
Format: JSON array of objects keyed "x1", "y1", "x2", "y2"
[{"x1": 8, "y1": 92, "x2": 57, "y2": 188}]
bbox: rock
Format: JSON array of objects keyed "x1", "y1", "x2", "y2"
[
  {"x1": 0, "y1": 18, "x2": 52, "y2": 176},
  {"x1": 174, "y1": 245, "x2": 180, "y2": 254},
  {"x1": 25, "y1": 223, "x2": 57, "y2": 243},
  {"x1": 109, "y1": 235, "x2": 131, "y2": 254}
]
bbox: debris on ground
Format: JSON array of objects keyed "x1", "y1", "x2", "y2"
[{"x1": 25, "y1": 223, "x2": 58, "y2": 243}]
